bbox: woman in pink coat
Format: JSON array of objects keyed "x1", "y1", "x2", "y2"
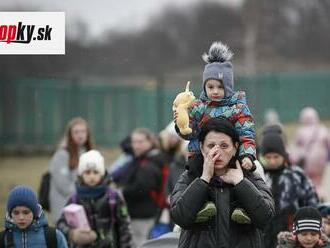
[{"x1": 292, "y1": 107, "x2": 330, "y2": 200}]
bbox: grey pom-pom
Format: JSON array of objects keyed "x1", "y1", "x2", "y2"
[{"x1": 202, "y1": 41, "x2": 234, "y2": 64}]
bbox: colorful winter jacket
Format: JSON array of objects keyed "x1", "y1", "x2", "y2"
[
  {"x1": 264, "y1": 165, "x2": 319, "y2": 248},
  {"x1": 277, "y1": 231, "x2": 330, "y2": 248},
  {"x1": 3, "y1": 206, "x2": 68, "y2": 248},
  {"x1": 57, "y1": 180, "x2": 134, "y2": 248},
  {"x1": 177, "y1": 90, "x2": 256, "y2": 160}
]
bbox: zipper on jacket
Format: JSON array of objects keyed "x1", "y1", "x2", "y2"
[{"x1": 21, "y1": 231, "x2": 27, "y2": 248}]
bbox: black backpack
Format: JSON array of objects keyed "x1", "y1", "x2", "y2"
[
  {"x1": 0, "y1": 226, "x2": 57, "y2": 248},
  {"x1": 38, "y1": 172, "x2": 51, "y2": 211}
]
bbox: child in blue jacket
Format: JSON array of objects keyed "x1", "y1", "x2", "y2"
[{"x1": 1, "y1": 185, "x2": 68, "y2": 248}]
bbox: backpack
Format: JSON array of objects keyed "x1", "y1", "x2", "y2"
[
  {"x1": 0, "y1": 226, "x2": 57, "y2": 248},
  {"x1": 38, "y1": 171, "x2": 51, "y2": 211}
]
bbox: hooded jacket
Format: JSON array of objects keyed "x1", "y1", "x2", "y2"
[
  {"x1": 3, "y1": 206, "x2": 68, "y2": 248},
  {"x1": 177, "y1": 91, "x2": 256, "y2": 160}
]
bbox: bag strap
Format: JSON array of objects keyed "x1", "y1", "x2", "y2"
[
  {"x1": 0, "y1": 229, "x2": 15, "y2": 248},
  {"x1": 44, "y1": 226, "x2": 57, "y2": 248},
  {"x1": 69, "y1": 192, "x2": 78, "y2": 204},
  {"x1": 107, "y1": 188, "x2": 117, "y2": 224}
]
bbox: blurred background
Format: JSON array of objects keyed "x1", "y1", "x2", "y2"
[{"x1": 1, "y1": 0, "x2": 330, "y2": 223}]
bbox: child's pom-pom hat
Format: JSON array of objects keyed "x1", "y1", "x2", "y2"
[{"x1": 202, "y1": 41, "x2": 234, "y2": 97}]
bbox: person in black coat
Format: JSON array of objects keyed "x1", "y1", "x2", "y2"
[
  {"x1": 170, "y1": 117, "x2": 275, "y2": 248},
  {"x1": 122, "y1": 128, "x2": 163, "y2": 247}
]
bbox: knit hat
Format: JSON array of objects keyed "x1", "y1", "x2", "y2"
[
  {"x1": 261, "y1": 124, "x2": 283, "y2": 136},
  {"x1": 78, "y1": 150, "x2": 105, "y2": 176},
  {"x1": 7, "y1": 185, "x2": 39, "y2": 217},
  {"x1": 260, "y1": 132, "x2": 288, "y2": 161},
  {"x1": 293, "y1": 207, "x2": 322, "y2": 234},
  {"x1": 261, "y1": 123, "x2": 288, "y2": 146},
  {"x1": 202, "y1": 41, "x2": 234, "y2": 97}
]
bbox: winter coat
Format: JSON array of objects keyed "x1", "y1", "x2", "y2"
[
  {"x1": 57, "y1": 180, "x2": 134, "y2": 248},
  {"x1": 177, "y1": 90, "x2": 256, "y2": 160},
  {"x1": 3, "y1": 207, "x2": 68, "y2": 248},
  {"x1": 264, "y1": 165, "x2": 319, "y2": 248},
  {"x1": 276, "y1": 231, "x2": 330, "y2": 248},
  {"x1": 123, "y1": 149, "x2": 163, "y2": 219},
  {"x1": 170, "y1": 167, "x2": 275, "y2": 248},
  {"x1": 49, "y1": 149, "x2": 79, "y2": 223}
]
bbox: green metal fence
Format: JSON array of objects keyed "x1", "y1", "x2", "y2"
[
  {"x1": 236, "y1": 72, "x2": 330, "y2": 124},
  {"x1": 1, "y1": 72, "x2": 330, "y2": 149}
]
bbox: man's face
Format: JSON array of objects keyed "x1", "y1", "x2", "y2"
[{"x1": 263, "y1": 152, "x2": 285, "y2": 170}]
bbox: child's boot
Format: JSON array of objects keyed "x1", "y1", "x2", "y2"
[
  {"x1": 195, "y1": 201, "x2": 216, "y2": 223},
  {"x1": 231, "y1": 208, "x2": 251, "y2": 224}
]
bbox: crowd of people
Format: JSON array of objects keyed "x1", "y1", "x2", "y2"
[{"x1": 1, "y1": 41, "x2": 330, "y2": 248}]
